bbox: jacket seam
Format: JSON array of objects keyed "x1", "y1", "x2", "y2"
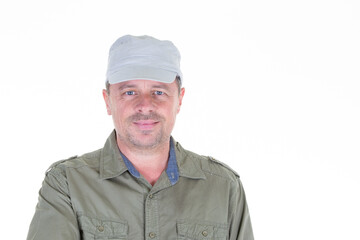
[{"x1": 201, "y1": 169, "x2": 237, "y2": 182}]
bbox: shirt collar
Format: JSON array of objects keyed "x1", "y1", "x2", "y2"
[
  {"x1": 99, "y1": 130, "x2": 128, "y2": 179},
  {"x1": 174, "y1": 141, "x2": 206, "y2": 180},
  {"x1": 100, "y1": 130, "x2": 206, "y2": 181}
]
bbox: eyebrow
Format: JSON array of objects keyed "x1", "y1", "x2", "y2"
[
  {"x1": 117, "y1": 84, "x2": 137, "y2": 91},
  {"x1": 152, "y1": 84, "x2": 171, "y2": 91}
]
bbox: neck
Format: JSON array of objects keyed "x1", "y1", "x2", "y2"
[{"x1": 116, "y1": 137, "x2": 171, "y2": 185}]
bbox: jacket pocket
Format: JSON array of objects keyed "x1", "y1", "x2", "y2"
[
  {"x1": 78, "y1": 214, "x2": 128, "y2": 240},
  {"x1": 177, "y1": 220, "x2": 228, "y2": 240}
]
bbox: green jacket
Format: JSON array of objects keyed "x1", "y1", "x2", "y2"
[{"x1": 27, "y1": 131, "x2": 254, "y2": 240}]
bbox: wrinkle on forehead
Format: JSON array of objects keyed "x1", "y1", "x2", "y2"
[{"x1": 114, "y1": 80, "x2": 173, "y2": 91}]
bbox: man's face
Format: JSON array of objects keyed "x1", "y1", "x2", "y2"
[{"x1": 103, "y1": 79, "x2": 185, "y2": 150}]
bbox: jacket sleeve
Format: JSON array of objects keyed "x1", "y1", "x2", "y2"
[
  {"x1": 228, "y1": 178, "x2": 254, "y2": 240},
  {"x1": 27, "y1": 165, "x2": 80, "y2": 240}
]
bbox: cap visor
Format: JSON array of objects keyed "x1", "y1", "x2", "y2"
[{"x1": 108, "y1": 66, "x2": 177, "y2": 84}]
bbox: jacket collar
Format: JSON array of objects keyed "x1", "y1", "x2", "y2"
[{"x1": 100, "y1": 130, "x2": 206, "y2": 180}]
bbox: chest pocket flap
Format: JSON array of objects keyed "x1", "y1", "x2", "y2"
[
  {"x1": 177, "y1": 220, "x2": 227, "y2": 240},
  {"x1": 78, "y1": 214, "x2": 128, "y2": 240}
]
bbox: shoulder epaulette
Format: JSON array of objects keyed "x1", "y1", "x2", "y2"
[
  {"x1": 45, "y1": 155, "x2": 78, "y2": 174},
  {"x1": 208, "y1": 156, "x2": 240, "y2": 178}
]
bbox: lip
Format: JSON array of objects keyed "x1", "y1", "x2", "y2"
[{"x1": 133, "y1": 120, "x2": 159, "y2": 130}]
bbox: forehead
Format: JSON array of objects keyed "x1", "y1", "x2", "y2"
[{"x1": 110, "y1": 79, "x2": 175, "y2": 90}]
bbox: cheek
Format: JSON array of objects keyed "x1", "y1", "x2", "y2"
[
  {"x1": 162, "y1": 102, "x2": 179, "y2": 117},
  {"x1": 174, "y1": 100, "x2": 181, "y2": 114},
  {"x1": 109, "y1": 103, "x2": 126, "y2": 122},
  {"x1": 169, "y1": 105, "x2": 180, "y2": 122}
]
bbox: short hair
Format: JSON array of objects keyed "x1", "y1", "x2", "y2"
[{"x1": 105, "y1": 76, "x2": 182, "y2": 95}]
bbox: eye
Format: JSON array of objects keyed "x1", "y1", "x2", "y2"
[
  {"x1": 154, "y1": 91, "x2": 164, "y2": 95},
  {"x1": 125, "y1": 91, "x2": 135, "y2": 96}
]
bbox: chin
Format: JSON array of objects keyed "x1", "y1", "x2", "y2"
[{"x1": 129, "y1": 134, "x2": 163, "y2": 149}]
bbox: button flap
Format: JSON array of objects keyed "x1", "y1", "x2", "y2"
[
  {"x1": 177, "y1": 220, "x2": 228, "y2": 239},
  {"x1": 177, "y1": 222, "x2": 214, "y2": 239},
  {"x1": 78, "y1": 215, "x2": 128, "y2": 237}
]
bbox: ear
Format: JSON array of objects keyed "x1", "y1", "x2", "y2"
[
  {"x1": 102, "y1": 89, "x2": 112, "y2": 115},
  {"x1": 177, "y1": 87, "x2": 185, "y2": 113}
]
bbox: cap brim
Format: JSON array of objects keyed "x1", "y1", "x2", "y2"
[{"x1": 108, "y1": 66, "x2": 177, "y2": 84}]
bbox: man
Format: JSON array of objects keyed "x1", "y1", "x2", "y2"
[{"x1": 27, "y1": 35, "x2": 254, "y2": 240}]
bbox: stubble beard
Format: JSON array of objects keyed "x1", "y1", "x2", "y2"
[{"x1": 119, "y1": 112, "x2": 169, "y2": 150}]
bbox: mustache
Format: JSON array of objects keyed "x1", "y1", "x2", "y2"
[{"x1": 129, "y1": 112, "x2": 163, "y2": 122}]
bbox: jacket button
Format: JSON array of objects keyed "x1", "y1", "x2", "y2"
[
  {"x1": 149, "y1": 232, "x2": 156, "y2": 238},
  {"x1": 202, "y1": 230, "x2": 208, "y2": 237},
  {"x1": 97, "y1": 226, "x2": 104, "y2": 232}
]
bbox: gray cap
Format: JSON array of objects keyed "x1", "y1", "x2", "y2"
[{"x1": 106, "y1": 35, "x2": 182, "y2": 84}]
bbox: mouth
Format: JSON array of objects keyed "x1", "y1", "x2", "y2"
[{"x1": 133, "y1": 120, "x2": 159, "y2": 131}]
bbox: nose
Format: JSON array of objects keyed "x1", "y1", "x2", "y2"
[{"x1": 135, "y1": 94, "x2": 155, "y2": 113}]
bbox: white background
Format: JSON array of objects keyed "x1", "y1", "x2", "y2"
[{"x1": 1, "y1": 0, "x2": 359, "y2": 239}]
